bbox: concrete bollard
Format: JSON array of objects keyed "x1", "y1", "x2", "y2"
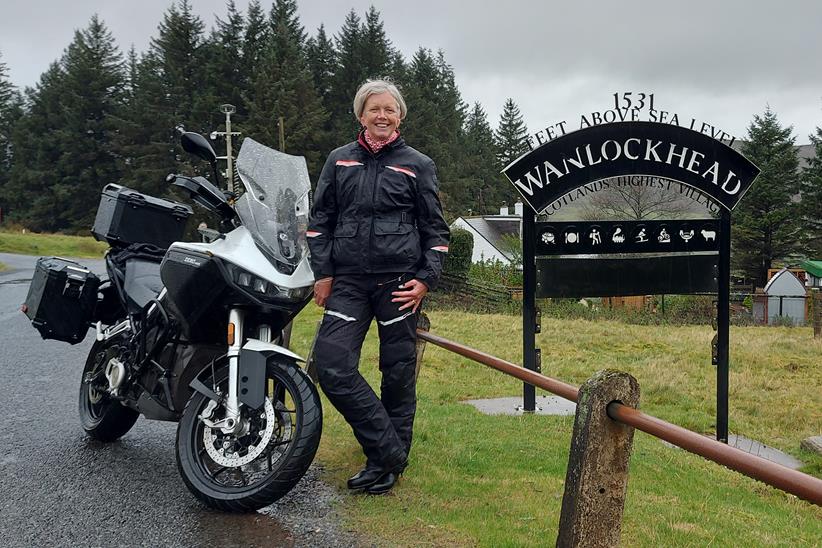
[
  {"x1": 556, "y1": 370, "x2": 640, "y2": 548},
  {"x1": 415, "y1": 311, "x2": 430, "y2": 380}
]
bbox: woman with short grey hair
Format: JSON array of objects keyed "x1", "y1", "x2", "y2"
[
  {"x1": 352, "y1": 79, "x2": 407, "y2": 120},
  {"x1": 307, "y1": 79, "x2": 450, "y2": 494}
]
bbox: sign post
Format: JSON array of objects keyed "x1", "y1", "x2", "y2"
[
  {"x1": 504, "y1": 118, "x2": 759, "y2": 441},
  {"x1": 521, "y1": 204, "x2": 537, "y2": 412}
]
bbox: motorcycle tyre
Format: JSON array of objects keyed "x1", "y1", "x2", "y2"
[
  {"x1": 176, "y1": 358, "x2": 322, "y2": 513},
  {"x1": 78, "y1": 338, "x2": 140, "y2": 442}
]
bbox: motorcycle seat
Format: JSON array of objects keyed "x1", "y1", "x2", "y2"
[{"x1": 124, "y1": 258, "x2": 164, "y2": 312}]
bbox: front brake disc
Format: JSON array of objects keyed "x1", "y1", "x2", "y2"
[{"x1": 202, "y1": 398, "x2": 277, "y2": 467}]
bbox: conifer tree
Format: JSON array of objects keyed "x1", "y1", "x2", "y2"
[
  {"x1": 6, "y1": 17, "x2": 126, "y2": 232},
  {"x1": 328, "y1": 10, "x2": 364, "y2": 142},
  {"x1": 326, "y1": 8, "x2": 399, "y2": 144},
  {"x1": 495, "y1": 98, "x2": 529, "y2": 166},
  {"x1": 0, "y1": 53, "x2": 22, "y2": 209},
  {"x1": 244, "y1": 0, "x2": 327, "y2": 176},
  {"x1": 733, "y1": 108, "x2": 803, "y2": 286},
  {"x1": 801, "y1": 123, "x2": 822, "y2": 255},
  {"x1": 360, "y1": 6, "x2": 393, "y2": 79},
  {"x1": 241, "y1": 0, "x2": 269, "y2": 79},
  {"x1": 400, "y1": 48, "x2": 466, "y2": 217},
  {"x1": 306, "y1": 24, "x2": 337, "y2": 158},
  {"x1": 461, "y1": 102, "x2": 508, "y2": 214},
  {"x1": 113, "y1": 50, "x2": 179, "y2": 197},
  {"x1": 400, "y1": 48, "x2": 445, "y2": 160},
  {"x1": 114, "y1": 0, "x2": 210, "y2": 197},
  {"x1": 53, "y1": 15, "x2": 126, "y2": 231},
  {"x1": 203, "y1": 0, "x2": 246, "y2": 125},
  {"x1": 306, "y1": 24, "x2": 335, "y2": 105},
  {"x1": 5, "y1": 63, "x2": 66, "y2": 230},
  {"x1": 150, "y1": 0, "x2": 208, "y2": 131}
]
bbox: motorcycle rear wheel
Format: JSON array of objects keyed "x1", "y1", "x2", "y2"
[
  {"x1": 176, "y1": 357, "x2": 322, "y2": 512},
  {"x1": 79, "y1": 338, "x2": 139, "y2": 442}
]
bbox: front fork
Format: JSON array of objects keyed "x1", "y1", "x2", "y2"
[
  {"x1": 207, "y1": 308, "x2": 273, "y2": 435},
  {"x1": 224, "y1": 308, "x2": 244, "y2": 428}
]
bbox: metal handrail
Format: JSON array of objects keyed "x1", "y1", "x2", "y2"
[{"x1": 416, "y1": 329, "x2": 822, "y2": 506}]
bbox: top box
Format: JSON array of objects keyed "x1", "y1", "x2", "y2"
[{"x1": 91, "y1": 183, "x2": 193, "y2": 250}]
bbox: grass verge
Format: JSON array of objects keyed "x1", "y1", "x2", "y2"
[
  {"x1": 288, "y1": 306, "x2": 822, "y2": 546},
  {"x1": 0, "y1": 229, "x2": 108, "y2": 258}
]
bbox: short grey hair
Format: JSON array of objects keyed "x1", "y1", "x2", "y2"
[{"x1": 353, "y1": 79, "x2": 407, "y2": 120}]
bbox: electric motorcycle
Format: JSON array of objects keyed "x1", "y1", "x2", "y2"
[{"x1": 27, "y1": 132, "x2": 321, "y2": 512}]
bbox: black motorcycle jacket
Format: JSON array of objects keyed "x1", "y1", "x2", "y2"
[{"x1": 307, "y1": 134, "x2": 450, "y2": 289}]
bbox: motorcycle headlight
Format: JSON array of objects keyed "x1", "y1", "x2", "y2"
[{"x1": 226, "y1": 264, "x2": 311, "y2": 302}]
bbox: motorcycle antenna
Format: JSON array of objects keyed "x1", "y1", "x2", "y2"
[{"x1": 210, "y1": 104, "x2": 241, "y2": 194}]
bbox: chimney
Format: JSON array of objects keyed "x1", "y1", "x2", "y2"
[
  {"x1": 499, "y1": 202, "x2": 509, "y2": 215},
  {"x1": 514, "y1": 199, "x2": 523, "y2": 217}
]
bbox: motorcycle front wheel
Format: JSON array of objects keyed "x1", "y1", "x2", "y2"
[{"x1": 176, "y1": 357, "x2": 322, "y2": 512}]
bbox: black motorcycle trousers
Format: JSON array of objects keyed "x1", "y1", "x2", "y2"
[{"x1": 313, "y1": 273, "x2": 418, "y2": 470}]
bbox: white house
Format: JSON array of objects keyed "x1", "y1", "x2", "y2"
[{"x1": 450, "y1": 201, "x2": 523, "y2": 265}]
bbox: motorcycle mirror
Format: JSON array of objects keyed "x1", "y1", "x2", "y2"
[{"x1": 180, "y1": 132, "x2": 218, "y2": 166}]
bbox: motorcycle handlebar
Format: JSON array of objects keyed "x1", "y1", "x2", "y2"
[{"x1": 168, "y1": 174, "x2": 237, "y2": 223}]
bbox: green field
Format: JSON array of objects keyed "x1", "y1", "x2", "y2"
[
  {"x1": 0, "y1": 229, "x2": 108, "y2": 258},
  {"x1": 288, "y1": 306, "x2": 822, "y2": 547}
]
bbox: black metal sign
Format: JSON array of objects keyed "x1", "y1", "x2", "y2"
[
  {"x1": 535, "y1": 220, "x2": 720, "y2": 255},
  {"x1": 535, "y1": 220, "x2": 720, "y2": 297},
  {"x1": 503, "y1": 121, "x2": 759, "y2": 214}
]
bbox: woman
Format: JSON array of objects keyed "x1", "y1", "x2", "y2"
[{"x1": 307, "y1": 79, "x2": 449, "y2": 494}]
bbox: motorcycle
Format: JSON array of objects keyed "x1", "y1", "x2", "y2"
[{"x1": 24, "y1": 132, "x2": 321, "y2": 512}]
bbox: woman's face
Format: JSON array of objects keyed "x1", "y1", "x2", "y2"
[{"x1": 359, "y1": 92, "x2": 401, "y2": 140}]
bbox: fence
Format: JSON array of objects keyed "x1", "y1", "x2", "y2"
[
  {"x1": 415, "y1": 327, "x2": 822, "y2": 544},
  {"x1": 428, "y1": 273, "x2": 515, "y2": 312}
]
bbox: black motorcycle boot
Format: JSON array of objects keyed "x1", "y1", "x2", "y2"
[
  {"x1": 347, "y1": 461, "x2": 384, "y2": 490},
  {"x1": 363, "y1": 459, "x2": 408, "y2": 495}
]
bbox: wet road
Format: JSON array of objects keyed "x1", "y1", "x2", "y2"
[{"x1": 0, "y1": 253, "x2": 364, "y2": 547}]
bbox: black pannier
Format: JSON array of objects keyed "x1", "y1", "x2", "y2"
[
  {"x1": 23, "y1": 257, "x2": 101, "y2": 344},
  {"x1": 92, "y1": 183, "x2": 193, "y2": 249}
]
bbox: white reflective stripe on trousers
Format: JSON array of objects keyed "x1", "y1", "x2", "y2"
[
  {"x1": 377, "y1": 311, "x2": 414, "y2": 326},
  {"x1": 325, "y1": 309, "x2": 358, "y2": 322}
]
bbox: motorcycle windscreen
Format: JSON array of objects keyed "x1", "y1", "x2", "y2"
[{"x1": 235, "y1": 138, "x2": 311, "y2": 274}]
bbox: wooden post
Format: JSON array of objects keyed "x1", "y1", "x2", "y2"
[
  {"x1": 813, "y1": 289, "x2": 821, "y2": 339},
  {"x1": 557, "y1": 370, "x2": 640, "y2": 548},
  {"x1": 305, "y1": 319, "x2": 322, "y2": 383},
  {"x1": 415, "y1": 312, "x2": 430, "y2": 380}
]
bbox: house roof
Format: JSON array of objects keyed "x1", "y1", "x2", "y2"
[
  {"x1": 763, "y1": 268, "x2": 806, "y2": 296},
  {"x1": 730, "y1": 141, "x2": 815, "y2": 170},
  {"x1": 801, "y1": 260, "x2": 822, "y2": 278},
  {"x1": 455, "y1": 216, "x2": 520, "y2": 261},
  {"x1": 797, "y1": 144, "x2": 816, "y2": 170}
]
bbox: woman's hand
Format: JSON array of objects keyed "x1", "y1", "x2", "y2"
[
  {"x1": 391, "y1": 278, "x2": 428, "y2": 313},
  {"x1": 314, "y1": 277, "x2": 333, "y2": 307}
]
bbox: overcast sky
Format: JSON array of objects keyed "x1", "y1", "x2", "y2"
[{"x1": 2, "y1": 0, "x2": 821, "y2": 143}]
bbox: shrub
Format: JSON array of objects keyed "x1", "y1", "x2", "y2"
[
  {"x1": 443, "y1": 227, "x2": 473, "y2": 277},
  {"x1": 468, "y1": 258, "x2": 522, "y2": 287},
  {"x1": 770, "y1": 315, "x2": 796, "y2": 327}
]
